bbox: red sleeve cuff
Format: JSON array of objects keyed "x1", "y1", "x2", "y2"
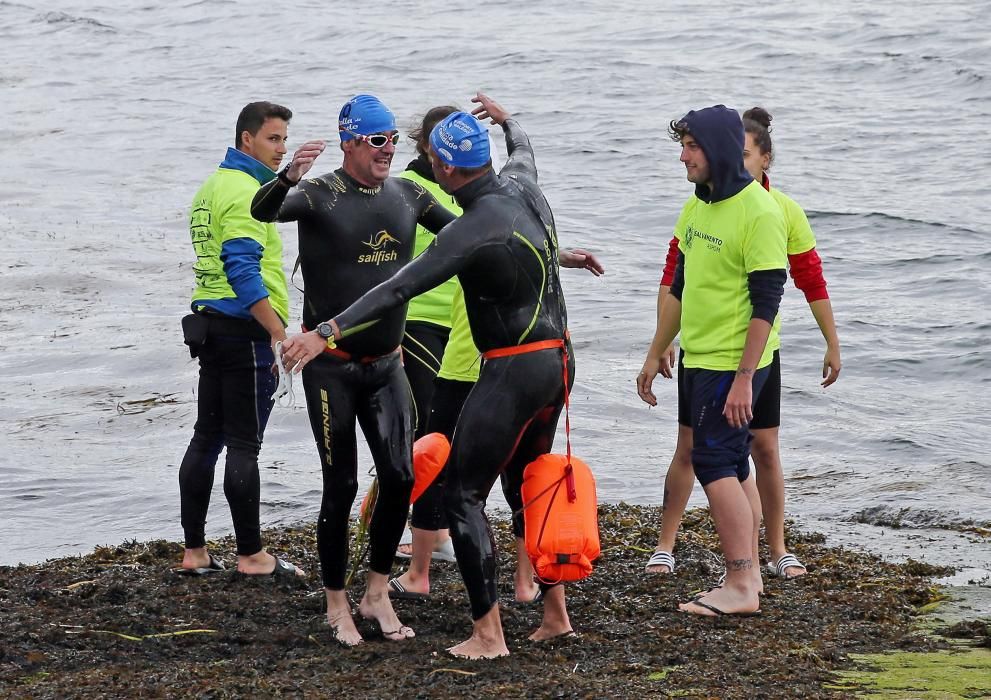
[
  {"x1": 660, "y1": 236, "x2": 679, "y2": 286},
  {"x1": 788, "y1": 248, "x2": 829, "y2": 302}
]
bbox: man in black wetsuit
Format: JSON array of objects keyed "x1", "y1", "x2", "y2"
[
  {"x1": 282, "y1": 93, "x2": 593, "y2": 659},
  {"x1": 251, "y1": 94, "x2": 456, "y2": 646}
]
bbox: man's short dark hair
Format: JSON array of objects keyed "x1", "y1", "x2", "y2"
[
  {"x1": 235, "y1": 101, "x2": 292, "y2": 147},
  {"x1": 667, "y1": 119, "x2": 689, "y2": 143},
  {"x1": 452, "y1": 161, "x2": 492, "y2": 178}
]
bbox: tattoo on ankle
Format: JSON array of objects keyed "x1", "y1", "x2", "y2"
[{"x1": 727, "y1": 558, "x2": 752, "y2": 571}]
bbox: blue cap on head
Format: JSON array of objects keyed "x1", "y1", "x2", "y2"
[
  {"x1": 429, "y1": 112, "x2": 490, "y2": 168},
  {"x1": 339, "y1": 94, "x2": 396, "y2": 141}
]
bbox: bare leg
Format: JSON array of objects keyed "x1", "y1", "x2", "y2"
[
  {"x1": 741, "y1": 472, "x2": 764, "y2": 594},
  {"x1": 752, "y1": 427, "x2": 804, "y2": 577},
  {"x1": 326, "y1": 588, "x2": 362, "y2": 646},
  {"x1": 359, "y1": 571, "x2": 414, "y2": 641},
  {"x1": 649, "y1": 425, "x2": 694, "y2": 572},
  {"x1": 447, "y1": 604, "x2": 510, "y2": 659},
  {"x1": 679, "y1": 476, "x2": 761, "y2": 615},
  {"x1": 393, "y1": 527, "x2": 441, "y2": 595},
  {"x1": 528, "y1": 584, "x2": 572, "y2": 640},
  {"x1": 514, "y1": 538, "x2": 540, "y2": 601}
]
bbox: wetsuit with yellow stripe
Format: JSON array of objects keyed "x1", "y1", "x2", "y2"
[{"x1": 330, "y1": 119, "x2": 574, "y2": 620}]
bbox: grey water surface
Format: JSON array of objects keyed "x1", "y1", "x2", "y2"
[{"x1": 1, "y1": 1, "x2": 989, "y2": 584}]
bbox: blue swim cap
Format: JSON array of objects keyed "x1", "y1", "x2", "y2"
[
  {"x1": 429, "y1": 112, "x2": 490, "y2": 168},
  {"x1": 339, "y1": 94, "x2": 396, "y2": 141}
]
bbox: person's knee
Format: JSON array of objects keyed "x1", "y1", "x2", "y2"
[
  {"x1": 322, "y1": 472, "x2": 358, "y2": 510},
  {"x1": 672, "y1": 444, "x2": 693, "y2": 472},
  {"x1": 750, "y1": 435, "x2": 779, "y2": 468},
  {"x1": 224, "y1": 434, "x2": 261, "y2": 457},
  {"x1": 378, "y1": 461, "x2": 414, "y2": 496}
]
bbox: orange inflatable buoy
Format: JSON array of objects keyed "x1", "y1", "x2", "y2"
[
  {"x1": 410, "y1": 432, "x2": 451, "y2": 504},
  {"x1": 521, "y1": 453, "x2": 600, "y2": 584}
]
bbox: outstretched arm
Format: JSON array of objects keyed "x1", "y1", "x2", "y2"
[{"x1": 280, "y1": 224, "x2": 478, "y2": 370}]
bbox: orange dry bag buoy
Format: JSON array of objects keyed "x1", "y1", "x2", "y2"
[
  {"x1": 410, "y1": 432, "x2": 451, "y2": 505},
  {"x1": 521, "y1": 453, "x2": 600, "y2": 584}
]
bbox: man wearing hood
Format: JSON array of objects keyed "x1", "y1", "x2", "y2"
[{"x1": 636, "y1": 105, "x2": 787, "y2": 616}]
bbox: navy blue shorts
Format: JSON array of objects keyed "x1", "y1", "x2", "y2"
[
  {"x1": 679, "y1": 349, "x2": 780, "y2": 430},
  {"x1": 681, "y1": 364, "x2": 771, "y2": 487}
]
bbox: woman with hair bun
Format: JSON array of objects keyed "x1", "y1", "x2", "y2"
[{"x1": 644, "y1": 106, "x2": 841, "y2": 582}]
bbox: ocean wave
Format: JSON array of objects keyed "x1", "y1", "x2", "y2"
[
  {"x1": 850, "y1": 504, "x2": 990, "y2": 532},
  {"x1": 806, "y1": 209, "x2": 985, "y2": 235},
  {"x1": 37, "y1": 11, "x2": 115, "y2": 32}
]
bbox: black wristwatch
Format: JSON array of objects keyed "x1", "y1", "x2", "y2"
[
  {"x1": 316, "y1": 322, "x2": 334, "y2": 339},
  {"x1": 277, "y1": 163, "x2": 299, "y2": 187}
]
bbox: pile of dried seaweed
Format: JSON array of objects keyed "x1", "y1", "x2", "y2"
[{"x1": 0, "y1": 504, "x2": 955, "y2": 698}]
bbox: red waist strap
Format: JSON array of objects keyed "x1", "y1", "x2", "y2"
[
  {"x1": 481, "y1": 337, "x2": 566, "y2": 360},
  {"x1": 301, "y1": 324, "x2": 399, "y2": 364}
]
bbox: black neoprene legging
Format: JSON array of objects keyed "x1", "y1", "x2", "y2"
[
  {"x1": 301, "y1": 351, "x2": 413, "y2": 590},
  {"x1": 444, "y1": 347, "x2": 573, "y2": 620}
]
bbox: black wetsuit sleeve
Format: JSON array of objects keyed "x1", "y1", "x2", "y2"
[
  {"x1": 670, "y1": 253, "x2": 686, "y2": 301},
  {"x1": 250, "y1": 179, "x2": 310, "y2": 223},
  {"x1": 499, "y1": 119, "x2": 537, "y2": 180},
  {"x1": 333, "y1": 220, "x2": 478, "y2": 336},
  {"x1": 748, "y1": 268, "x2": 787, "y2": 323},
  {"x1": 418, "y1": 196, "x2": 457, "y2": 234}
]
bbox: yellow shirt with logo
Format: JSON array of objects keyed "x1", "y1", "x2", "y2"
[{"x1": 673, "y1": 181, "x2": 787, "y2": 371}]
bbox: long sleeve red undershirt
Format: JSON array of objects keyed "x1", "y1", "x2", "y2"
[{"x1": 659, "y1": 175, "x2": 829, "y2": 302}]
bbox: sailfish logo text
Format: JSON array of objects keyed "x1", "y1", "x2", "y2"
[{"x1": 359, "y1": 230, "x2": 400, "y2": 264}]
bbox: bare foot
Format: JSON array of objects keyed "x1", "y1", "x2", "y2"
[
  {"x1": 327, "y1": 610, "x2": 363, "y2": 647},
  {"x1": 359, "y1": 589, "x2": 414, "y2": 641},
  {"x1": 447, "y1": 635, "x2": 509, "y2": 659},
  {"x1": 396, "y1": 543, "x2": 414, "y2": 557}
]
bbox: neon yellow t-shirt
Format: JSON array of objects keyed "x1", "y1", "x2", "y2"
[
  {"x1": 399, "y1": 169, "x2": 461, "y2": 327},
  {"x1": 770, "y1": 188, "x2": 816, "y2": 256},
  {"x1": 674, "y1": 181, "x2": 787, "y2": 371},
  {"x1": 438, "y1": 284, "x2": 481, "y2": 382},
  {"x1": 765, "y1": 187, "x2": 817, "y2": 351},
  {"x1": 190, "y1": 166, "x2": 289, "y2": 323}
]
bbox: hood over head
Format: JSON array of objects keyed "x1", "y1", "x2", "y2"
[{"x1": 676, "y1": 105, "x2": 751, "y2": 203}]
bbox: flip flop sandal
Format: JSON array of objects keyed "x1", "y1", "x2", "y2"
[
  {"x1": 174, "y1": 554, "x2": 226, "y2": 576},
  {"x1": 767, "y1": 553, "x2": 807, "y2": 579},
  {"x1": 644, "y1": 550, "x2": 675, "y2": 573},
  {"x1": 388, "y1": 577, "x2": 429, "y2": 601},
  {"x1": 431, "y1": 537, "x2": 456, "y2": 562},
  {"x1": 681, "y1": 599, "x2": 761, "y2": 617},
  {"x1": 395, "y1": 528, "x2": 414, "y2": 560}
]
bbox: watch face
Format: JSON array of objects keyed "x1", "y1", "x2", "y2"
[{"x1": 317, "y1": 322, "x2": 332, "y2": 338}]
